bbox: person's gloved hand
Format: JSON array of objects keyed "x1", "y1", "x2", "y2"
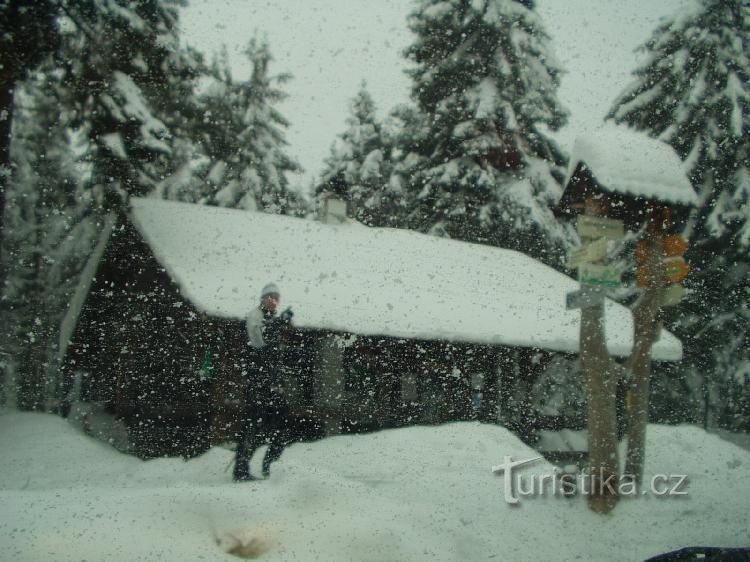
[{"x1": 279, "y1": 307, "x2": 294, "y2": 323}]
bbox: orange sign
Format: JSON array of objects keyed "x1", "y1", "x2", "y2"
[
  {"x1": 663, "y1": 234, "x2": 688, "y2": 257},
  {"x1": 635, "y1": 235, "x2": 690, "y2": 287}
]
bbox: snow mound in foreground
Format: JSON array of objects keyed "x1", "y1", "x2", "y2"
[{"x1": 0, "y1": 411, "x2": 748, "y2": 561}]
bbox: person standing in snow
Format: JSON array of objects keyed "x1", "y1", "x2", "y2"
[{"x1": 233, "y1": 282, "x2": 294, "y2": 481}]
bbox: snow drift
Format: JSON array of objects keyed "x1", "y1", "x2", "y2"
[{"x1": 0, "y1": 410, "x2": 747, "y2": 561}]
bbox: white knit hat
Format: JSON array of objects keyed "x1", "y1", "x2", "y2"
[{"x1": 260, "y1": 282, "x2": 280, "y2": 299}]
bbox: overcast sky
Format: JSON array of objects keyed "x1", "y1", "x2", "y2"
[{"x1": 179, "y1": 0, "x2": 695, "y2": 195}]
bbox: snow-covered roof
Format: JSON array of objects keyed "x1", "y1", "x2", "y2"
[
  {"x1": 565, "y1": 125, "x2": 698, "y2": 207},
  {"x1": 129, "y1": 197, "x2": 682, "y2": 360}
]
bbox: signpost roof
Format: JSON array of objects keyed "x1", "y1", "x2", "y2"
[{"x1": 555, "y1": 125, "x2": 698, "y2": 224}]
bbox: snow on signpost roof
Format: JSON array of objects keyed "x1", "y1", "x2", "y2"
[
  {"x1": 129, "y1": 197, "x2": 682, "y2": 361},
  {"x1": 565, "y1": 124, "x2": 698, "y2": 207}
]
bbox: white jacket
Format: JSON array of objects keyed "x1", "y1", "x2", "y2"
[{"x1": 245, "y1": 307, "x2": 266, "y2": 349}]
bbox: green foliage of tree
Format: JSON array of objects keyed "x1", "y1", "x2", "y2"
[
  {"x1": 318, "y1": 84, "x2": 396, "y2": 226},
  {"x1": 195, "y1": 39, "x2": 304, "y2": 214},
  {"x1": 4, "y1": 67, "x2": 96, "y2": 410},
  {"x1": 0, "y1": 0, "x2": 60, "y2": 290},
  {"x1": 398, "y1": 0, "x2": 573, "y2": 264},
  {"x1": 609, "y1": 0, "x2": 750, "y2": 430},
  {"x1": 57, "y1": 0, "x2": 197, "y2": 211}
]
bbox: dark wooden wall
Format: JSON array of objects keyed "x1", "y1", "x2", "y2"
[{"x1": 63, "y1": 218, "x2": 212, "y2": 457}]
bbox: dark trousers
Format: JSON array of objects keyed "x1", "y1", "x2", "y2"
[{"x1": 234, "y1": 403, "x2": 287, "y2": 479}]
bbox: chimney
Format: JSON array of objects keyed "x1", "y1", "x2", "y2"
[
  {"x1": 320, "y1": 194, "x2": 348, "y2": 225},
  {"x1": 317, "y1": 172, "x2": 349, "y2": 224}
]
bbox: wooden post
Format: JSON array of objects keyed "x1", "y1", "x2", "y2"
[
  {"x1": 317, "y1": 333, "x2": 345, "y2": 435},
  {"x1": 579, "y1": 196, "x2": 620, "y2": 513},
  {"x1": 478, "y1": 347, "x2": 500, "y2": 423},
  {"x1": 580, "y1": 303, "x2": 620, "y2": 512},
  {"x1": 623, "y1": 207, "x2": 668, "y2": 483},
  {"x1": 516, "y1": 347, "x2": 544, "y2": 442},
  {"x1": 497, "y1": 347, "x2": 515, "y2": 426}
]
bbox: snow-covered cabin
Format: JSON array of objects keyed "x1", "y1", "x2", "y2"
[{"x1": 59, "y1": 197, "x2": 684, "y2": 457}]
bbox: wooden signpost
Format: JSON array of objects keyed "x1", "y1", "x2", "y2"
[
  {"x1": 554, "y1": 133, "x2": 696, "y2": 515},
  {"x1": 563, "y1": 196, "x2": 692, "y2": 514},
  {"x1": 577, "y1": 206, "x2": 689, "y2": 512}
]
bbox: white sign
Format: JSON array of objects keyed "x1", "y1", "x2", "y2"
[
  {"x1": 576, "y1": 215, "x2": 625, "y2": 240},
  {"x1": 567, "y1": 237, "x2": 609, "y2": 269}
]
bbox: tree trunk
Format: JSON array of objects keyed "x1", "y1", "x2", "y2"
[
  {"x1": 0, "y1": 79, "x2": 14, "y2": 407},
  {"x1": 623, "y1": 225, "x2": 665, "y2": 483},
  {"x1": 16, "y1": 197, "x2": 51, "y2": 411},
  {"x1": 17, "y1": 333, "x2": 45, "y2": 411},
  {"x1": 0, "y1": 78, "x2": 14, "y2": 295}
]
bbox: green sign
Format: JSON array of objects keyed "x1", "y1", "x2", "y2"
[
  {"x1": 200, "y1": 349, "x2": 213, "y2": 380},
  {"x1": 578, "y1": 263, "x2": 622, "y2": 289}
]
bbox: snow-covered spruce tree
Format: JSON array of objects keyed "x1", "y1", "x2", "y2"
[
  {"x1": 154, "y1": 47, "x2": 223, "y2": 205},
  {"x1": 318, "y1": 84, "x2": 394, "y2": 226},
  {"x1": 3, "y1": 68, "x2": 95, "y2": 410},
  {"x1": 608, "y1": 0, "x2": 749, "y2": 430},
  {"x1": 0, "y1": 0, "x2": 59, "y2": 274},
  {"x1": 1, "y1": 0, "x2": 202, "y2": 409},
  {"x1": 57, "y1": 0, "x2": 199, "y2": 212},
  {"x1": 385, "y1": 103, "x2": 431, "y2": 228},
  {"x1": 200, "y1": 39, "x2": 303, "y2": 215},
  {"x1": 150, "y1": 42, "x2": 207, "y2": 204},
  {"x1": 401, "y1": 0, "x2": 573, "y2": 263}
]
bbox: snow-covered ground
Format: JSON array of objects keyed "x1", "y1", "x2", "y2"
[{"x1": 1, "y1": 410, "x2": 747, "y2": 561}]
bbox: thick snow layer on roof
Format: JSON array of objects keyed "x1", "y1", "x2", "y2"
[
  {"x1": 129, "y1": 198, "x2": 682, "y2": 360},
  {"x1": 566, "y1": 125, "x2": 698, "y2": 207}
]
